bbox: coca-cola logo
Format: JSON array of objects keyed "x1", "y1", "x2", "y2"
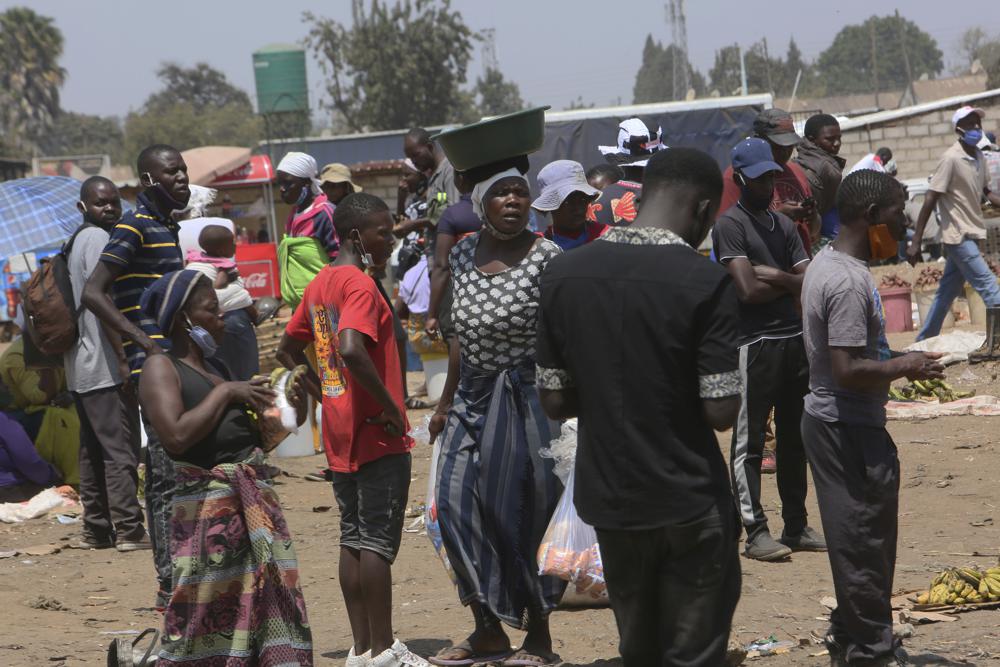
[{"x1": 245, "y1": 272, "x2": 268, "y2": 288}]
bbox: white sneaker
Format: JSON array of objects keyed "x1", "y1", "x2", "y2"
[
  {"x1": 371, "y1": 640, "x2": 430, "y2": 667},
  {"x1": 346, "y1": 647, "x2": 372, "y2": 667}
]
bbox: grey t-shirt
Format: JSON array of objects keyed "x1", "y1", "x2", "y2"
[
  {"x1": 801, "y1": 247, "x2": 891, "y2": 426},
  {"x1": 65, "y1": 226, "x2": 121, "y2": 393}
]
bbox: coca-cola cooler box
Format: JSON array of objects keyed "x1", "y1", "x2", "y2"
[{"x1": 235, "y1": 243, "x2": 279, "y2": 299}]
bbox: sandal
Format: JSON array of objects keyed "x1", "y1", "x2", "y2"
[
  {"x1": 501, "y1": 649, "x2": 561, "y2": 666},
  {"x1": 405, "y1": 396, "x2": 434, "y2": 410},
  {"x1": 428, "y1": 640, "x2": 513, "y2": 666}
]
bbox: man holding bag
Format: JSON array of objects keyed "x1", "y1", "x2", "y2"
[{"x1": 537, "y1": 147, "x2": 742, "y2": 666}]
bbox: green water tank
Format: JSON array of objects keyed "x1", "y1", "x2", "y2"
[{"x1": 253, "y1": 44, "x2": 308, "y2": 114}]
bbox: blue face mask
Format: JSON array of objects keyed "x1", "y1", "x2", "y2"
[
  {"x1": 186, "y1": 316, "x2": 218, "y2": 358},
  {"x1": 960, "y1": 128, "x2": 984, "y2": 147}
]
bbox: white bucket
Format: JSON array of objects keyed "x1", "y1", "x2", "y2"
[
  {"x1": 422, "y1": 356, "x2": 449, "y2": 402},
  {"x1": 915, "y1": 288, "x2": 954, "y2": 330},
  {"x1": 271, "y1": 400, "x2": 321, "y2": 458}
]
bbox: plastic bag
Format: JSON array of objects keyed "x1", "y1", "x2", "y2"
[
  {"x1": 537, "y1": 466, "x2": 607, "y2": 600},
  {"x1": 539, "y1": 418, "x2": 578, "y2": 484},
  {"x1": 424, "y1": 438, "x2": 456, "y2": 584},
  {"x1": 258, "y1": 368, "x2": 301, "y2": 451}
]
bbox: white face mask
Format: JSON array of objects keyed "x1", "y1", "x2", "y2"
[{"x1": 352, "y1": 231, "x2": 373, "y2": 267}]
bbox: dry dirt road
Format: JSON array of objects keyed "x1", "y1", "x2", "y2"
[{"x1": 3, "y1": 340, "x2": 1000, "y2": 665}]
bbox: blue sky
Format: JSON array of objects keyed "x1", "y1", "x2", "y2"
[{"x1": 6, "y1": 0, "x2": 991, "y2": 119}]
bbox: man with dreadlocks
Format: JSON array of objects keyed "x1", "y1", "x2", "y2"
[{"x1": 801, "y1": 169, "x2": 946, "y2": 666}]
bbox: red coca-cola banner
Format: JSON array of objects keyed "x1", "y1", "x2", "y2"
[{"x1": 235, "y1": 243, "x2": 279, "y2": 299}]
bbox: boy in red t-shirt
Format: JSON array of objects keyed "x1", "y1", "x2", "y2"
[{"x1": 278, "y1": 193, "x2": 426, "y2": 667}]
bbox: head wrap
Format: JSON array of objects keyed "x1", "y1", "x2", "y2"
[
  {"x1": 471, "y1": 167, "x2": 528, "y2": 220},
  {"x1": 277, "y1": 152, "x2": 322, "y2": 195},
  {"x1": 139, "y1": 270, "x2": 207, "y2": 335}
]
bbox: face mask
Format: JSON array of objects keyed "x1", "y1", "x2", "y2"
[
  {"x1": 185, "y1": 316, "x2": 218, "y2": 358},
  {"x1": 868, "y1": 224, "x2": 898, "y2": 261},
  {"x1": 483, "y1": 217, "x2": 522, "y2": 241},
  {"x1": 960, "y1": 128, "x2": 984, "y2": 147},
  {"x1": 352, "y1": 231, "x2": 374, "y2": 267}
]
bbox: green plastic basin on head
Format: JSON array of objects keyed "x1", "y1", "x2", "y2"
[{"x1": 432, "y1": 106, "x2": 550, "y2": 171}]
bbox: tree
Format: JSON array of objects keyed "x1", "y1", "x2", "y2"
[
  {"x1": 633, "y1": 35, "x2": 704, "y2": 103},
  {"x1": 38, "y1": 112, "x2": 124, "y2": 159},
  {"x1": 0, "y1": 7, "x2": 66, "y2": 152},
  {"x1": 474, "y1": 67, "x2": 524, "y2": 117},
  {"x1": 709, "y1": 44, "x2": 744, "y2": 96},
  {"x1": 954, "y1": 27, "x2": 1000, "y2": 87},
  {"x1": 816, "y1": 14, "x2": 943, "y2": 95},
  {"x1": 122, "y1": 63, "x2": 262, "y2": 159},
  {"x1": 304, "y1": 0, "x2": 476, "y2": 132}
]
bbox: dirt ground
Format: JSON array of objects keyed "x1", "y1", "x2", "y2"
[{"x1": 4, "y1": 328, "x2": 1000, "y2": 665}]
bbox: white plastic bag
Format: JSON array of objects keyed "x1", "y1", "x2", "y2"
[
  {"x1": 424, "y1": 438, "x2": 456, "y2": 583},
  {"x1": 536, "y1": 466, "x2": 607, "y2": 600},
  {"x1": 258, "y1": 368, "x2": 300, "y2": 451}
]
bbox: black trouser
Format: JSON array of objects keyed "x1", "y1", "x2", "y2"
[
  {"x1": 74, "y1": 385, "x2": 144, "y2": 543},
  {"x1": 141, "y1": 411, "x2": 176, "y2": 602},
  {"x1": 216, "y1": 309, "x2": 259, "y2": 381},
  {"x1": 596, "y1": 502, "x2": 741, "y2": 667},
  {"x1": 802, "y1": 414, "x2": 900, "y2": 664},
  {"x1": 731, "y1": 336, "x2": 810, "y2": 540}
]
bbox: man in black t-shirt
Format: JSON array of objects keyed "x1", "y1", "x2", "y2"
[
  {"x1": 537, "y1": 148, "x2": 741, "y2": 666},
  {"x1": 712, "y1": 138, "x2": 825, "y2": 562}
]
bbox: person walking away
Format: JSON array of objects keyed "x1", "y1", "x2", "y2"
[
  {"x1": 426, "y1": 144, "x2": 565, "y2": 665},
  {"x1": 712, "y1": 139, "x2": 825, "y2": 561},
  {"x1": 65, "y1": 177, "x2": 148, "y2": 552},
  {"x1": 801, "y1": 169, "x2": 945, "y2": 666},
  {"x1": 533, "y1": 160, "x2": 607, "y2": 251},
  {"x1": 907, "y1": 106, "x2": 1000, "y2": 343},
  {"x1": 536, "y1": 147, "x2": 742, "y2": 666},
  {"x1": 82, "y1": 144, "x2": 190, "y2": 609},
  {"x1": 718, "y1": 108, "x2": 819, "y2": 256},
  {"x1": 590, "y1": 118, "x2": 667, "y2": 226},
  {"x1": 276, "y1": 152, "x2": 338, "y2": 312},
  {"x1": 276, "y1": 194, "x2": 427, "y2": 667},
  {"x1": 185, "y1": 224, "x2": 260, "y2": 380},
  {"x1": 795, "y1": 114, "x2": 845, "y2": 249},
  {"x1": 321, "y1": 163, "x2": 362, "y2": 206},
  {"x1": 138, "y1": 270, "x2": 312, "y2": 666}
]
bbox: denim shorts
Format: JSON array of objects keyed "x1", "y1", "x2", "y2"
[{"x1": 331, "y1": 453, "x2": 411, "y2": 563}]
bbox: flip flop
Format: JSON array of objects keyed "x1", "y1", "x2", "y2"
[
  {"x1": 501, "y1": 649, "x2": 561, "y2": 667},
  {"x1": 428, "y1": 640, "x2": 513, "y2": 666},
  {"x1": 405, "y1": 396, "x2": 434, "y2": 410}
]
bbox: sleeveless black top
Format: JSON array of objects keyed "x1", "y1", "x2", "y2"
[{"x1": 167, "y1": 355, "x2": 260, "y2": 469}]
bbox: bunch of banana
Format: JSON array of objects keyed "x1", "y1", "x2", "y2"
[
  {"x1": 266, "y1": 365, "x2": 309, "y2": 400},
  {"x1": 888, "y1": 379, "x2": 975, "y2": 403},
  {"x1": 915, "y1": 567, "x2": 1000, "y2": 606}
]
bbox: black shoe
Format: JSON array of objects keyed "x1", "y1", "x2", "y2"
[
  {"x1": 780, "y1": 526, "x2": 827, "y2": 552},
  {"x1": 744, "y1": 532, "x2": 792, "y2": 561}
]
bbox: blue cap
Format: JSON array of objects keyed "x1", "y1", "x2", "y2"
[{"x1": 731, "y1": 137, "x2": 783, "y2": 179}]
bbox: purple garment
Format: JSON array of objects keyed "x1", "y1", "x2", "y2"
[
  {"x1": 0, "y1": 411, "x2": 58, "y2": 488},
  {"x1": 399, "y1": 255, "x2": 431, "y2": 313},
  {"x1": 437, "y1": 194, "x2": 482, "y2": 238}
]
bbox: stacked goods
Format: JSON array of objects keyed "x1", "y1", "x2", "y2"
[
  {"x1": 915, "y1": 266, "x2": 943, "y2": 290},
  {"x1": 915, "y1": 567, "x2": 1000, "y2": 606},
  {"x1": 879, "y1": 273, "x2": 912, "y2": 289},
  {"x1": 888, "y1": 379, "x2": 975, "y2": 403},
  {"x1": 538, "y1": 536, "x2": 607, "y2": 599},
  {"x1": 256, "y1": 311, "x2": 292, "y2": 375}
]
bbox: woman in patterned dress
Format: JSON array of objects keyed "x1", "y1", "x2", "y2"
[{"x1": 428, "y1": 165, "x2": 566, "y2": 667}]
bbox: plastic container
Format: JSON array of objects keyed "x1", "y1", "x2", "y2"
[
  {"x1": 271, "y1": 400, "x2": 320, "y2": 458},
  {"x1": 878, "y1": 286, "x2": 913, "y2": 333},
  {"x1": 915, "y1": 288, "x2": 954, "y2": 330},
  {"x1": 966, "y1": 284, "x2": 988, "y2": 327},
  {"x1": 422, "y1": 355, "x2": 449, "y2": 402}
]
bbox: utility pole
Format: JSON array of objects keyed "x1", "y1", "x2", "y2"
[
  {"x1": 762, "y1": 37, "x2": 773, "y2": 95},
  {"x1": 481, "y1": 28, "x2": 498, "y2": 74},
  {"x1": 666, "y1": 0, "x2": 690, "y2": 100},
  {"x1": 739, "y1": 44, "x2": 748, "y2": 96},
  {"x1": 870, "y1": 20, "x2": 880, "y2": 109},
  {"x1": 896, "y1": 9, "x2": 914, "y2": 88}
]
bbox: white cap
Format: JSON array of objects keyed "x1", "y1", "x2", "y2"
[
  {"x1": 952, "y1": 105, "x2": 985, "y2": 128},
  {"x1": 531, "y1": 160, "x2": 600, "y2": 211}
]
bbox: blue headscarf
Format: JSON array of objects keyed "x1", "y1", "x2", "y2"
[{"x1": 139, "y1": 269, "x2": 208, "y2": 336}]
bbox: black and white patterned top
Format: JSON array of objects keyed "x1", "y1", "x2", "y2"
[{"x1": 450, "y1": 233, "x2": 562, "y2": 371}]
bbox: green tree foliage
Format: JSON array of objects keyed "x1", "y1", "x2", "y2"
[
  {"x1": 955, "y1": 28, "x2": 1000, "y2": 88},
  {"x1": 0, "y1": 7, "x2": 65, "y2": 152},
  {"x1": 474, "y1": 67, "x2": 524, "y2": 117},
  {"x1": 816, "y1": 14, "x2": 943, "y2": 95},
  {"x1": 633, "y1": 35, "x2": 704, "y2": 103},
  {"x1": 38, "y1": 112, "x2": 124, "y2": 159},
  {"x1": 305, "y1": 0, "x2": 476, "y2": 132},
  {"x1": 709, "y1": 40, "x2": 803, "y2": 97},
  {"x1": 122, "y1": 63, "x2": 262, "y2": 159},
  {"x1": 709, "y1": 44, "x2": 745, "y2": 96}
]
